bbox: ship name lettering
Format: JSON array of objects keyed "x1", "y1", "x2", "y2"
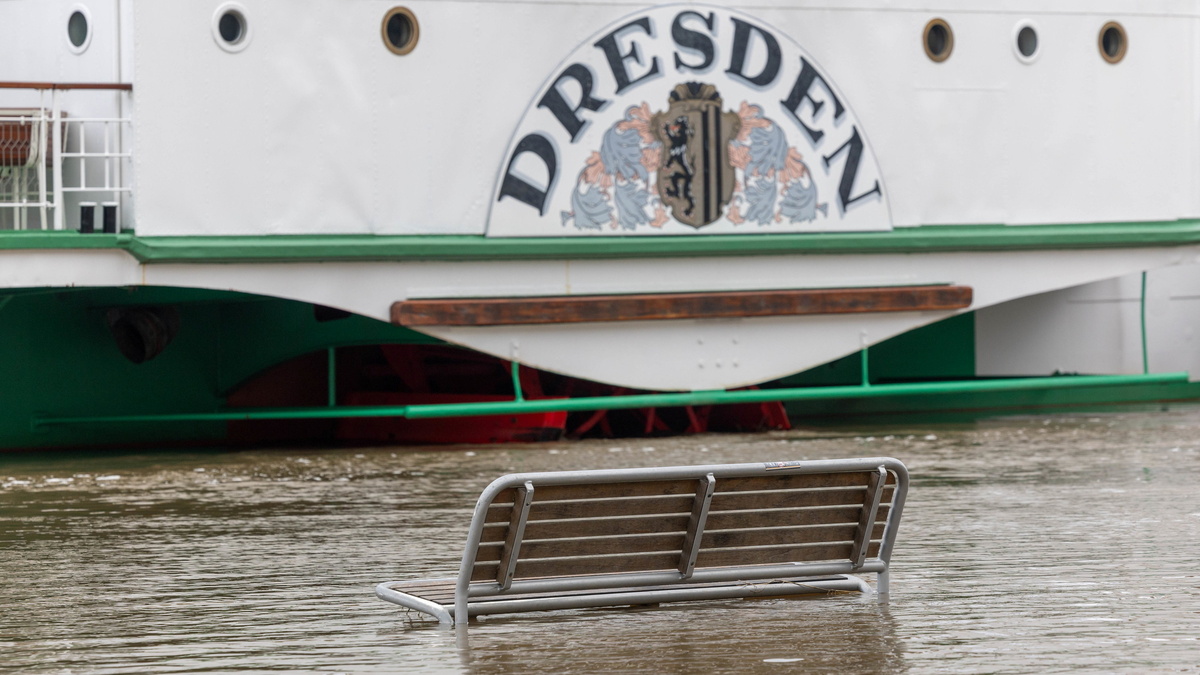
[{"x1": 498, "y1": 8, "x2": 876, "y2": 215}]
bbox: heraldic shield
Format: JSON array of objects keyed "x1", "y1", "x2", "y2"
[{"x1": 652, "y1": 83, "x2": 742, "y2": 229}]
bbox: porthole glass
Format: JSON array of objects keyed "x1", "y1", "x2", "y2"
[
  {"x1": 1013, "y1": 21, "x2": 1039, "y2": 63},
  {"x1": 218, "y1": 11, "x2": 244, "y2": 43},
  {"x1": 382, "y1": 7, "x2": 419, "y2": 55},
  {"x1": 68, "y1": 11, "x2": 88, "y2": 47},
  {"x1": 1017, "y1": 26, "x2": 1037, "y2": 58},
  {"x1": 923, "y1": 18, "x2": 953, "y2": 62},
  {"x1": 66, "y1": 6, "x2": 91, "y2": 53},
  {"x1": 1099, "y1": 22, "x2": 1126, "y2": 64},
  {"x1": 212, "y1": 3, "x2": 251, "y2": 52}
]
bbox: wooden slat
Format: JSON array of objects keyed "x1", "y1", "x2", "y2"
[
  {"x1": 511, "y1": 551, "x2": 682, "y2": 580},
  {"x1": 490, "y1": 506, "x2": 889, "y2": 539},
  {"x1": 701, "y1": 523, "x2": 886, "y2": 550},
  {"x1": 521, "y1": 514, "x2": 692, "y2": 540},
  {"x1": 485, "y1": 504, "x2": 516, "y2": 523},
  {"x1": 532, "y1": 480, "x2": 698, "y2": 501},
  {"x1": 509, "y1": 534, "x2": 689, "y2": 560},
  {"x1": 487, "y1": 484, "x2": 890, "y2": 523},
  {"x1": 696, "y1": 543, "x2": 854, "y2": 568},
  {"x1": 490, "y1": 488, "x2": 518, "y2": 504},
  {"x1": 387, "y1": 580, "x2": 456, "y2": 593},
  {"x1": 709, "y1": 487, "x2": 869, "y2": 511},
  {"x1": 718, "y1": 472, "x2": 873, "y2": 492},
  {"x1": 476, "y1": 522, "x2": 887, "y2": 562},
  {"x1": 473, "y1": 552, "x2": 684, "y2": 582},
  {"x1": 484, "y1": 513, "x2": 691, "y2": 542},
  {"x1": 706, "y1": 505, "x2": 888, "y2": 530},
  {"x1": 480, "y1": 523, "x2": 510, "y2": 543},
  {"x1": 386, "y1": 580, "x2": 457, "y2": 604},
  {"x1": 393, "y1": 286, "x2": 973, "y2": 326},
  {"x1": 525, "y1": 494, "x2": 696, "y2": 520}
]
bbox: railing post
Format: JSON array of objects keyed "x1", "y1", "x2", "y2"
[
  {"x1": 37, "y1": 109, "x2": 48, "y2": 230},
  {"x1": 327, "y1": 347, "x2": 337, "y2": 407},
  {"x1": 511, "y1": 360, "x2": 525, "y2": 402},
  {"x1": 50, "y1": 90, "x2": 64, "y2": 231},
  {"x1": 860, "y1": 330, "x2": 871, "y2": 387}
]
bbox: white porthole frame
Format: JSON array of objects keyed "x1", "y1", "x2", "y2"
[
  {"x1": 66, "y1": 4, "x2": 93, "y2": 55},
  {"x1": 212, "y1": 2, "x2": 252, "y2": 53},
  {"x1": 1012, "y1": 20, "x2": 1040, "y2": 64}
]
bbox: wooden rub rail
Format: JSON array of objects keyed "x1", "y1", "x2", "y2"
[
  {"x1": 375, "y1": 457, "x2": 909, "y2": 625},
  {"x1": 392, "y1": 285, "x2": 972, "y2": 326},
  {"x1": 0, "y1": 82, "x2": 133, "y2": 91}
]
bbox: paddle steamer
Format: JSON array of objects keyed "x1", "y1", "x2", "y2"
[{"x1": 3, "y1": 1, "x2": 1198, "y2": 449}]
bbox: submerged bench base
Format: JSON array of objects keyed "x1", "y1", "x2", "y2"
[{"x1": 376, "y1": 574, "x2": 873, "y2": 624}]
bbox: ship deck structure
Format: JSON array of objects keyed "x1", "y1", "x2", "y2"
[{"x1": 3, "y1": 1, "x2": 1200, "y2": 449}]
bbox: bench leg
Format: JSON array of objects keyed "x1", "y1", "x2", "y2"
[{"x1": 876, "y1": 570, "x2": 890, "y2": 598}]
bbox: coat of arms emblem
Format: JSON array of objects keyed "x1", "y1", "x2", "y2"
[
  {"x1": 561, "y1": 81, "x2": 826, "y2": 232},
  {"x1": 651, "y1": 83, "x2": 742, "y2": 229}
]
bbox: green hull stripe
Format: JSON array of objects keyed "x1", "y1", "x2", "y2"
[
  {"x1": 3, "y1": 219, "x2": 1200, "y2": 263},
  {"x1": 35, "y1": 372, "x2": 1189, "y2": 426}
]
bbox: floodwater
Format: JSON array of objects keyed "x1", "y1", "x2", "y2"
[{"x1": 2, "y1": 410, "x2": 1199, "y2": 674}]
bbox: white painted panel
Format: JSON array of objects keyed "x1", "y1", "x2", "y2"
[
  {"x1": 132, "y1": 0, "x2": 615, "y2": 236},
  {"x1": 142, "y1": 244, "x2": 1200, "y2": 389},
  {"x1": 422, "y1": 313, "x2": 934, "y2": 391},
  {"x1": 0, "y1": 0, "x2": 121, "y2": 87},
  {"x1": 976, "y1": 264, "x2": 1200, "y2": 379},
  {"x1": 0, "y1": 250, "x2": 140, "y2": 288},
  {"x1": 883, "y1": 10, "x2": 1193, "y2": 226},
  {"x1": 1144, "y1": 264, "x2": 1200, "y2": 380},
  {"x1": 126, "y1": 1, "x2": 1200, "y2": 236},
  {"x1": 975, "y1": 275, "x2": 1145, "y2": 376}
]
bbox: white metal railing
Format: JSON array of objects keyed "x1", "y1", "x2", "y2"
[
  {"x1": 0, "y1": 108, "x2": 52, "y2": 230},
  {"x1": 0, "y1": 83, "x2": 133, "y2": 232}
]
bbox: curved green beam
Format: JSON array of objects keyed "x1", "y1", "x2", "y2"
[{"x1": 34, "y1": 371, "x2": 1190, "y2": 428}]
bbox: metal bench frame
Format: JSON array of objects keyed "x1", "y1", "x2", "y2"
[{"x1": 376, "y1": 457, "x2": 908, "y2": 625}]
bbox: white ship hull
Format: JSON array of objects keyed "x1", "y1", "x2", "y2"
[{"x1": 3, "y1": 1, "x2": 1199, "y2": 449}]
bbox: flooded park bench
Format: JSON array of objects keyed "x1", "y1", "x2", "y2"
[{"x1": 375, "y1": 457, "x2": 908, "y2": 625}]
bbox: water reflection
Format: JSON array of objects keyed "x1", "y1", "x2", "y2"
[
  {"x1": 452, "y1": 598, "x2": 905, "y2": 673},
  {"x1": 1, "y1": 411, "x2": 1199, "y2": 672}
]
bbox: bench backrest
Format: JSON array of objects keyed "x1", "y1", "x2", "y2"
[{"x1": 457, "y1": 458, "x2": 907, "y2": 597}]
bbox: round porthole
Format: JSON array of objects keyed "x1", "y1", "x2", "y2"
[
  {"x1": 382, "y1": 7, "x2": 419, "y2": 55},
  {"x1": 212, "y1": 3, "x2": 251, "y2": 52},
  {"x1": 1099, "y1": 21, "x2": 1127, "y2": 64},
  {"x1": 923, "y1": 18, "x2": 953, "y2": 62},
  {"x1": 66, "y1": 6, "x2": 91, "y2": 54},
  {"x1": 1013, "y1": 21, "x2": 1039, "y2": 63}
]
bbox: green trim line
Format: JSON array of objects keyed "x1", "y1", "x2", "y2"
[
  {"x1": 5, "y1": 219, "x2": 1200, "y2": 263},
  {"x1": 0, "y1": 232, "x2": 128, "y2": 250},
  {"x1": 33, "y1": 372, "x2": 1189, "y2": 427}
]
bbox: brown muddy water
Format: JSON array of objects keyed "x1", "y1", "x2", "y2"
[{"x1": 2, "y1": 410, "x2": 1199, "y2": 674}]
